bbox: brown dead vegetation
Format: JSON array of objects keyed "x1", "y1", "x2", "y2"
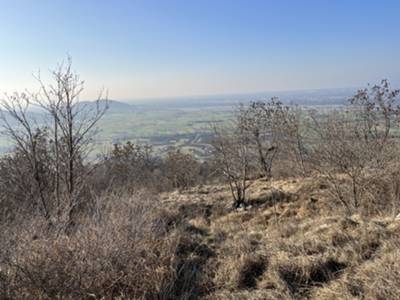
[
  {"x1": 158, "y1": 176, "x2": 400, "y2": 299},
  {"x1": 2, "y1": 171, "x2": 400, "y2": 299}
]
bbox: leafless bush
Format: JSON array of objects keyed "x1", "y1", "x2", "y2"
[
  {"x1": 308, "y1": 80, "x2": 400, "y2": 214},
  {"x1": 237, "y1": 98, "x2": 309, "y2": 179},
  {"x1": 237, "y1": 98, "x2": 285, "y2": 179},
  {"x1": 0, "y1": 58, "x2": 108, "y2": 227},
  {"x1": 0, "y1": 129, "x2": 54, "y2": 222},
  {"x1": 278, "y1": 105, "x2": 310, "y2": 176},
  {"x1": 211, "y1": 98, "x2": 309, "y2": 207},
  {"x1": 0, "y1": 192, "x2": 195, "y2": 299},
  {"x1": 163, "y1": 150, "x2": 202, "y2": 190},
  {"x1": 212, "y1": 122, "x2": 258, "y2": 208},
  {"x1": 96, "y1": 142, "x2": 209, "y2": 194},
  {"x1": 96, "y1": 142, "x2": 160, "y2": 192}
]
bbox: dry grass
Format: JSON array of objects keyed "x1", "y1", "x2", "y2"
[
  {"x1": 161, "y1": 176, "x2": 400, "y2": 299},
  {"x1": 2, "y1": 176, "x2": 400, "y2": 299},
  {"x1": 0, "y1": 191, "x2": 196, "y2": 299}
]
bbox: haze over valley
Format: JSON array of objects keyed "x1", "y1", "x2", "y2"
[
  {"x1": 2, "y1": 1, "x2": 400, "y2": 299},
  {"x1": 0, "y1": 87, "x2": 356, "y2": 157}
]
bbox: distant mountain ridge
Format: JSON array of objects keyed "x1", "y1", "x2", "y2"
[
  {"x1": 123, "y1": 87, "x2": 357, "y2": 108},
  {"x1": 78, "y1": 99, "x2": 136, "y2": 113}
]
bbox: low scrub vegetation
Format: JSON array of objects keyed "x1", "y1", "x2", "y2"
[
  {"x1": 0, "y1": 191, "x2": 205, "y2": 299},
  {"x1": 1, "y1": 60, "x2": 400, "y2": 299}
]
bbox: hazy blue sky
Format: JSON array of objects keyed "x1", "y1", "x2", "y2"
[{"x1": 0, "y1": 0, "x2": 399, "y2": 99}]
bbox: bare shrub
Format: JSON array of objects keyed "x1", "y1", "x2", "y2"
[
  {"x1": 212, "y1": 122, "x2": 257, "y2": 208},
  {"x1": 96, "y1": 143, "x2": 208, "y2": 193},
  {"x1": 0, "y1": 58, "x2": 108, "y2": 227},
  {"x1": 308, "y1": 80, "x2": 400, "y2": 214},
  {"x1": 212, "y1": 98, "x2": 308, "y2": 208},
  {"x1": 0, "y1": 129, "x2": 54, "y2": 222},
  {"x1": 237, "y1": 98, "x2": 309, "y2": 179},
  {"x1": 163, "y1": 150, "x2": 202, "y2": 190},
  {"x1": 237, "y1": 98, "x2": 284, "y2": 179},
  {"x1": 0, "y1": 192, "x2": 194, "y2": 299},
  {"x1": 277, "y1": 104, "x2": 310, "y2": 176},
  {"x1": 97, "y1": 142, "x2": 160, "y2": 192}
]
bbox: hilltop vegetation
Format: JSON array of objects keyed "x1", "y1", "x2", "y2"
[
  {"x1": 0, "y1": 61, "x2": 400, "y2": 299},
  {"x1": 2, "y1": 175, "x2": 400, "y2": 299}
]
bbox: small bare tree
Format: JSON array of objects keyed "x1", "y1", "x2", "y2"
[
  {"x1": 0, "y1": 94, "x2": 53, "y2": 219},
  {"x1": 0, "y1": 58, "x2": 108, "y2": 226},
  {"x1": 309, "y1": 80, "x2": 400, "y2": 213},
  {"x1": 33, "y1": 58, "x2": 108, "y2": 222},
  {"x1": 280, "y1": 105, "x2": 309, "y2": 175},
  {"x1": 212, "y1": 122, "x2": 257, "y2": 208},
  {"x1": 237, "y1": 98, "x2": 307, "y2": 178}
]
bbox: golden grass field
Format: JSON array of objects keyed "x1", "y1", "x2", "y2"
[{"x1": 160, "y1": 176, "x2": 400, "y2": 299}]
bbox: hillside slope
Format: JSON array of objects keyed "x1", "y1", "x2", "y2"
[{"x1": 161, "y1": 177, "x2": 400, "y2": 299}]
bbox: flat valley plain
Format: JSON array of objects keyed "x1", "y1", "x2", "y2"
[{"x1": 0, "y1": 88, "x2": 354, "y2": 159}]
